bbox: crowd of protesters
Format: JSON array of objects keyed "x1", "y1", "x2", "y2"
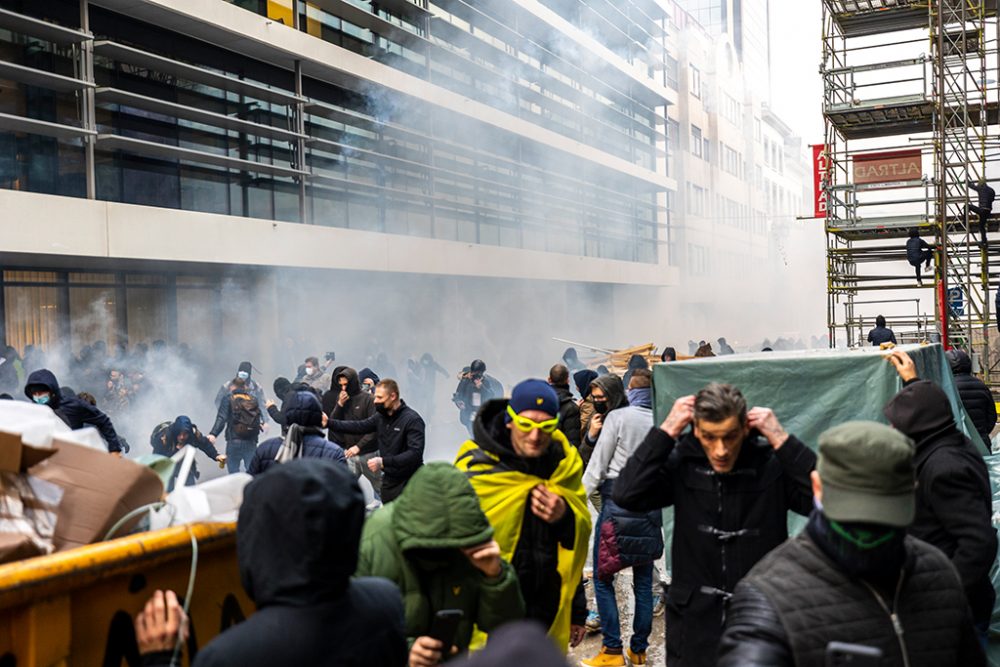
[{"x1": 3, "y1": 336, "x2": 996, "y2": 666}]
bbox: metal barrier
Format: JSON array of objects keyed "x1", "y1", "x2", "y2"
[{"x1": 0, "y1": 522, "x2": 247, "y2": 666}]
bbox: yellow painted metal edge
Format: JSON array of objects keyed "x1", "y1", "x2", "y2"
[{"x1": 0, "y1": 522, "x2": 236, "y2": 610}]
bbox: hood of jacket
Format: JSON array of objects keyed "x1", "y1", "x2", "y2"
[
  {"x1": 272, "y1": 377, "x2": 292, "y2": 401},
  {"x1": 590, "y1": 374, "x2": 628, "y2": 412},
  {"x1": 283, "y1": 390, "x2": 324, "y2": 428},
  {"x1": 883, "y1": 380, "x2": 956, "y2": 447},
  {"x1": 24, "y1": 369, "x2": 61, "y2": 409},
  {"x1": 391, "y1": 462, "x2": 493, "y2": 552},
  {"x1": 237, "y1": 459, "x2": 364, "y2": 607},
  {"x1": 167, "y1": 415, "x2": 196, "y2": 446},
  {"x1": 335, "y1": 367, "x2": 362, "y2": 397},
  {"x1": 946, "y1": 349, "x2": 973, "y2": 375},
  {"x1": 574, "y1": 369, "x2": 598, "y2": 398},
  {"x1": 627, "y1": 354, "x2": 649, "y2": 371}
]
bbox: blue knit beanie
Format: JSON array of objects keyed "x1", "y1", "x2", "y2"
[{"x1": 506, "y1": 379, "x2": 559, "y2": 422}]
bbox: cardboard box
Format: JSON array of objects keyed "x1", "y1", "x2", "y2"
[
  {"x1": 29, "y1": 438, "x2": 164, "y2": 551},
  {"x1": 0, "y1": 430, "x2": 56, "y2": 473}
]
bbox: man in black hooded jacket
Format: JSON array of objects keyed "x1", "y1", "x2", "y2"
[
  {"x1": 884, "y1": 349, "x2": 998, "y2": 634},
  {"x1": 548, "y1": 364, "x2": 581, "y2": 447},
  {"x1": 325, "y1": 366, "x2": 380, "y2": 500},
  {"x1": 946, "y1": 349, "x2": 996, "y2": 447},
  {"x1": 24, "y1": 369, "x2": 124, "y2": 453},
  {"x1": 136, "y1": 459, "x2": 407, "y2": 667}
]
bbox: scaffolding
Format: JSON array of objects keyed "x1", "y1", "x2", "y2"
[{"x1": 822, "y1": 0, "x2": 1000, "y2": 380}]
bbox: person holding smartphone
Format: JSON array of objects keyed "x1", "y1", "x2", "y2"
[{"x1": 356, "y1": 462, "x2": 525, "y2": 666}]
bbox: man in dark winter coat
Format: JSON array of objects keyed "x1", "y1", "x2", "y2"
[
  {"x1": 249, "y1": 391, "x2": 345, "y2": 476},
  {"x1": 209, "y1": 377, "x2": 266, "y2": 474},
  {"x1": 613, "y1": 383, "x2": 815, "y2": 667},
  {"x1": 464, "y1": 621, "x2": 570, "y2": 667},
  {"x1": 265, "y1": 377, "x2": 292, "y2": 435},
  {"x1": 718, "y1": 421, "x2": 985, "y2": 667},
  {"x1": 136, "y1": 459, "x2": 408, "y2": 667},
  {"x1": 884, "y1": 350, "x2": 998, "y2": 635},
  {"x1": 548, "y1": 364, "x2": 581, "y2": 447},
  {"x1": 454, "y1": 359, "x2": 503, "y2": 435},
  {"x1": 24, "y1": 369, "x2": 124, "y2": 453},
  {"x1": 328, "y1": 379, "x2": 424, "y2": 503},
  {"x1": 906, "y1": 229, "x2": 934, "y2": 285},
  {"x1": 946, "y1": 349, "x2": 996, "y2": 447},
  {"x1": 325, "y1": 367, "x2": 381, "y2": 500},
  {"x1": 622, "y1": 354, "x2": 649, "y2": 390},
  {"x1": 153, "y1": 416, "x2": 226, "y2": 490},
  {"x1": 969, "y1": 180, "x2": 995, "y2": 247},
  {"x1": 867, "y1": 314, "x2": 897, "y2": 346}
]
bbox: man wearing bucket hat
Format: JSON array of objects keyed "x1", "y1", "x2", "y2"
[{"x1": 718, "y1": 421, "x2": 985, "y2": 666}]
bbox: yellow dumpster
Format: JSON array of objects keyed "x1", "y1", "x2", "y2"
[{"x1": 0, "y1": 522, "x2": 248, "y2": 666}]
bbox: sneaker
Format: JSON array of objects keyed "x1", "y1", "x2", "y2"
[
  {"x1": 585, "y1": 610, "x2": 602, "y2": 633},
  {"x1": 917, "y1": 278, "x2": 923, "y2": 287},
  {"x1": 652, "y1": 593, "x2": 665, "y2": 617},
  {"x1": 580, "y1": 647, "x2": 625, "y2": 667},
  {"x1": 626, "y1": 649, "x2": 647, "y2": 666},
  {"x1": 365, "y1": 499, "x2": 382, "y2": 512}
]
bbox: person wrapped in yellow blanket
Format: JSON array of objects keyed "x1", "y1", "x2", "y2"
[{"x1": 455, "y1": 379, "x2": 591, "y2": 651}]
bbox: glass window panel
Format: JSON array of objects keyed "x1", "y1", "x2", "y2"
[
  {"x1": 70, "y1": 287, "x2": 118, "y2": 355},
  {"x1": 4, "y1": 285, "x2": 58, "y2": 355}
]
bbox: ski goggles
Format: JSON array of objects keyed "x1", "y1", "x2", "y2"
[{"x1": 506, "y1": 404, "x2": 559, "y2": 434}]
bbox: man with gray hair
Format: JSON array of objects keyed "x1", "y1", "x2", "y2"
[
  {"x1": 613, "y1": 383, "x2": 816, "y2": 667},
  {"x1": 719, "y1": 421, "x2": 985, "y2": 666}
]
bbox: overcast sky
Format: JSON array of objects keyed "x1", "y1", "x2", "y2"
[{"x1": 768, "y1": 0, "x2": 824, "y2": 142}]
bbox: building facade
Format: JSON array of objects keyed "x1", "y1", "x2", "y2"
[
  {"x1": 0, "y1": 0, "x2": 811, "y2": 375},
  {"x1": 0, "y1": 0, "x2": 681, "y2": 372}
]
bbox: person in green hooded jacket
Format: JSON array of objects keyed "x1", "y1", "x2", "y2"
[{"x1": 356, "y1": 462, "x2": 525, "y2": 666}]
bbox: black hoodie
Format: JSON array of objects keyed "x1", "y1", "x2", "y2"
[
  {"x1": 884, "y1": 380, "x2": 998, "y2": 624},
  {"x1": 946, "y1": 349, "x2": 996, "y2": 448},
  {"x1": 24, "y1": 369, "x2": 123, "y2": 453},
  {"x1": 145, "y1": 460, "x2": 407, "y2": 667},
  {"x1": 326, "y1": 367, "x2": 376, "y2": 451}
]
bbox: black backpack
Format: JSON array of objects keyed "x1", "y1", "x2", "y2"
[{"x1": 230, "y1": 391, "x2": 262, "y2": 439}]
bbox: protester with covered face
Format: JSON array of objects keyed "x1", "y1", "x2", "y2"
[
  {"x1": 612, "y1": 383, "x2": 815, "y2": 667},
  {"x1": 356, "y1": 463, "x2": 525, "y2": 666},
  {"x1": 884, "y1": 349, "x2": 997, "y2": 640},
  {"x1": 249, "y1": 390, "x2": 345, "y2": 476},
  {"x1": 580, "y1": 374, "x2": 627, "y2": 469},
  {"x1": 358, "y1": 367, "x2": 379, "y2": 395},
  {"x1": 718, "y1": 421, "x2": 985, "y2": 666},
  {"x1": 453, "y1": 359, "x2": 503, "y2": 436},
  {"x1": 301, "y1": 356, "x2": 332, "y2": 393},
  {"x1": 214, "y1": 361, "x2": 268, "y2": 415},
  {"x1": 581, "y1": 369, "x2": 662, "y2": 667},
  {"x1": 325, "y1": 367, "x2": 380, "y2": 503},
  {"x1": 455, "y1": 379, "x2": 591, "y2": 652},
  {"x1": 136, "y1": 459, "x2": 408, "y2": 667},
  {"x1": 24, "y1": 368, "x2": 125, "y2": 454},
  {"x1": 574, "y1": 369, "x2": 599, "y2": 443},
  {"x1": 327, "y1": 379, "x2": 424, "y2": 503}
]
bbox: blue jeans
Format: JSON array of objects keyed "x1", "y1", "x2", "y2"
[
  {"x1": 226, "y1": 439, "x2": 257, "y2": 473},
  {"x1": 593, "y1": 492, "x2": 654, "y2": 652}
]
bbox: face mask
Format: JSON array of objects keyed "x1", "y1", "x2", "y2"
[
  {"x1": 32, "y1": 394, "x2": 50, "y2": 405},
  {"x1": 593, "y1": 400, "x2": 609, "y2": 415},
  {"x1": 375, "y1": 403, "x2": 391, "y2": 417},
  {"x1": 237, "y1": 371, "x2": 249, "y2": 381},
  {"x1": 305, "y1": 367, "x2": 315, "y2": 376}
]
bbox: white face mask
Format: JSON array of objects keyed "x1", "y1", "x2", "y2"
[
  {"x1": 237, "y1": 371, "x2": 249, "y2": 381},
  {"x1": 305, "y1": 367, "x2": 315, "y2": 377}
]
